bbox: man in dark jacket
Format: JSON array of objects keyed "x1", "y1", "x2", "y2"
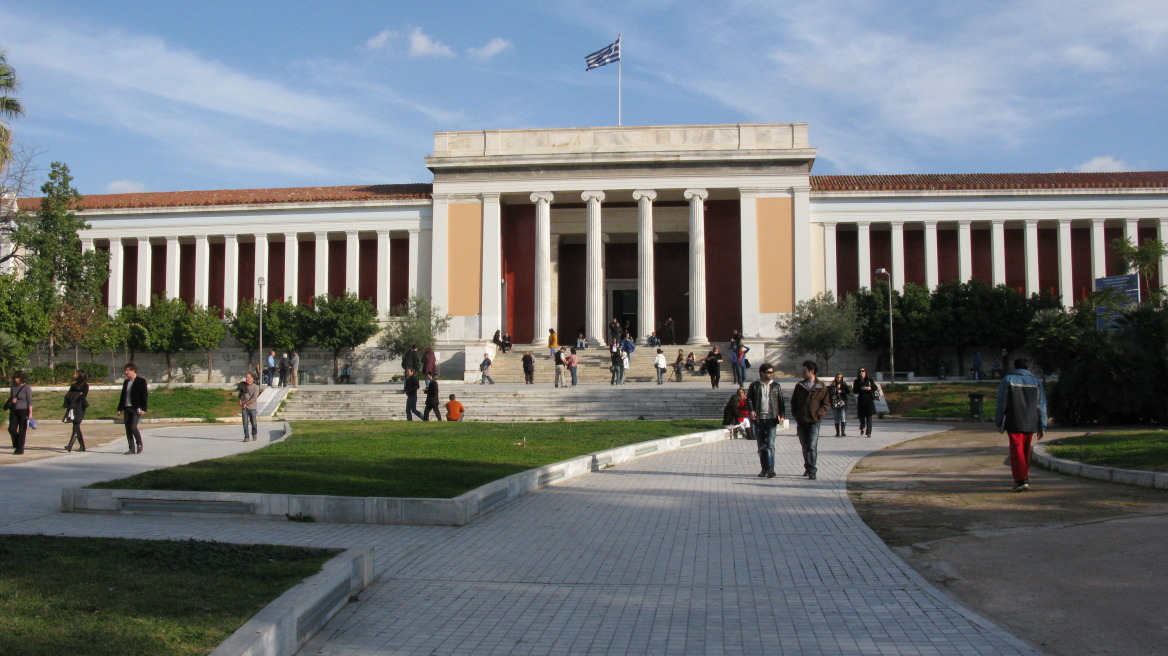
[
  {"x1": 117, "y1": 363, "x2": 149, "y2": 454},
  {"x1": 747, "y1": 363, "x2": 785, "y2": 478},
  {"x1": 423, "y1": 373, "x2": 443, "y2": 421},
  {"x1": 994, "y1": 358, "x2": 1047, "y2": 492},
  {"x1": 402, "y1": 368, "x2": 424, "y2": 421},
  {"x1": 790, "y1": 360, "x2": 830, "y2": 480},
  {"x1": 401, "y1": 346, "x2": 422, "y2": 376}
]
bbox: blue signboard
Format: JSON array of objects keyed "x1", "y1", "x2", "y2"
[{"x1": 1094, "y1": 274, "x2": 1140, "y2": 331}]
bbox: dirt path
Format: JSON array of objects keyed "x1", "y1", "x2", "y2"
[
  {"x1": 848, "y1": 423, "x2": 1168, "y2": 656},
  {"x1": 0, "y1": 421, "x2": 191, "y2": 465}
]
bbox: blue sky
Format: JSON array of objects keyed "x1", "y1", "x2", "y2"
[{"x1": 4, "y1": 0, "x2": 1168, "y2": 195}]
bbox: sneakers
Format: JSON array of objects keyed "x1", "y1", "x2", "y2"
[{"x1": 1012, "y1": 481, "x2": 1030, "y2": 492}]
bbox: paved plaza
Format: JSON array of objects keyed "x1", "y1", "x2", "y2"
[{"x1": 0, "y1": 421, "x2": 1040, "y2": 655}]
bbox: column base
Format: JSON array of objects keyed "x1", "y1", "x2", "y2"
[{"x1": 687, "y1": 337, "x2": 709, "y2": 346}]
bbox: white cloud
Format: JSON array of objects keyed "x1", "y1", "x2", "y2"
[
  {"x1": 1076, "y1": 156, "x2": 1132, "y2": 172},
  {"x1": 363, "y1": 29, "x2": 396, "y2": 52},
  {"x1": 468, "y1": 38, "x2": 513, "y2": 59},
  {"x1": 408, "y1": 28, "x2": 455, "y2": 57},
  {"x1": 106, "y1": 180, "x2": 147, "y2": 193}
]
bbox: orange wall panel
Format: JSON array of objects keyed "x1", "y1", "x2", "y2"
[
  {"x1": 756, "y1": 197, "x2": 794, "y2": 313},
  {"x1": 448, "y1": 203, "x2": 483, "y2": 316}
]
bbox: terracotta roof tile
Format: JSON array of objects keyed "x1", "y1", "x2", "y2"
[
  {"x1": 810, "y1": 171, "x2": 1168, "y2": 192},
  {"x1": 17, "y1": 183, "x2": 433, "y2": 211}
]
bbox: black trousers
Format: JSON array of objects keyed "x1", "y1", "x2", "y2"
[
  {"x1": 67, "y1": 421, "x2": 86, "y2": 451},
  {"x1": 8, "y1": 408, "x2": 28, "y2": 452},
  {"x1": 124, "y1": 410, "x2": 143, "y2": 450}
]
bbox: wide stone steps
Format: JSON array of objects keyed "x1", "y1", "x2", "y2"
[{"x1": 475, "y1": 347, "x2": 724, "y2": 384}]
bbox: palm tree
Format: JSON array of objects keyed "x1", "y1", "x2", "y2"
[{"x1": 0, "y1": 49, "x2": 25, "y2": 172}]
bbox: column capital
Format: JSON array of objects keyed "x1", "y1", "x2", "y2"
[
  {"x1": 856, "y1": 220, "x2": 872, "y2": 229},
  {"x1": 479, "y1": 192, "x2": 501, "y2": 203},
  {"x1": 529, "y1": 191, "x2": 555, "y2": 204},
  {"x1": 223, "y1": 233, "x2": 238, "y2": 241},
  {"x1": 684, "y1": 188, "x2": 708, "y2": 202},
  {"x1": 632, "y1": 189, "x2": 657, "y2": 202},
  {"x1": 137, "y1": 235, "x2": 150, "y2": 244},
  {"x1": 580, "y1": 190, "x2": 605, "y2": 203},
  {"x1": 346, "y1": 229, "x2": 359, "y2": 237},
  {"x1": 283, "y1": 232, "x2": 298, "y2": 240},
  {"x1": 376, "y1": 229, "x2": 391, "y2": 237},
  {"x1": 408, "y1": 228, "x2": 421, "y2": 235},
  {"x1": 957, "y1": 219, "x2": 973, "y2": 228},
  {"x1": 315, "y1": 231, "x2": 329, "y2": 239},
  {"x1": 194, "y1": 234, "x2": 208, "y2": 243},
  {"x1": 890, "y1": 220, "x2": 906, "y2": 228},
  {"x1": 1058, "y1": 218, "x2": 1072, "y2": 227}
]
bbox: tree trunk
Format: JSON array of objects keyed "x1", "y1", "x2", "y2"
[
  {"x1": 206, "y1": 350, "x2": 213, "y2": 383},
  {"x1": 48, "y1": 334, "x2": 55, "y2": 368},
  {"x1": 165, "y1": 352, "x2": 173, "y2": 382}
]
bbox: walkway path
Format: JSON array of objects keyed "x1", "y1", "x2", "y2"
[{"x1": 0, "y1": 423, "x2": 1040, "y2": 655}]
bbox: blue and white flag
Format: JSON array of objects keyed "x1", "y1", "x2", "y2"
[{"x1": 585, "y1": 36, "x2": 621, "y2": 71}]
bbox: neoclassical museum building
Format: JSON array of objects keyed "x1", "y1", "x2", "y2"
[{"x1": 16, "y1": 123, "x2": 1168, "y2": 379}]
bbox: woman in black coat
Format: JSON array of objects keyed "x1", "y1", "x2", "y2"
[
  {"x1": 853, "y1": 367, "x2": 876, "y2": 438},
  {"x1": 521, "y1": 350, "x2": 535, "y2": 384},
  {"x1": 704, "y1": 346, "x2": 724, "y2": 389},
  {"x1": 63, "y1": 370, "x2": 90, "y2": 452}
]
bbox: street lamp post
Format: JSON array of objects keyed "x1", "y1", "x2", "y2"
[
  {"x1": 258, "y1": 277, "x2": 266, "y2": 384},
  {"x1": 874, "y1": 268, "x2": 894, "y2": 385}
]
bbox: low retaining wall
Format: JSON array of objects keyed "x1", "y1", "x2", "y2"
[
  {"x1": 62, "y1": 428, "x2": 729, "y2": 526},
  {"x1": 209, "y1": 547, "x2": 374, "y2": 656},
  {"x1": 1033, "y1": 443, "x2": 1168, "y2": 490}
]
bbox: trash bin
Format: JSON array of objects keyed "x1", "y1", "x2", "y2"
[{"x1": 968, "y1": 393, "x2": 985, "y2": 422}]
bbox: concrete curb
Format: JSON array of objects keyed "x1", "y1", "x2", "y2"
[
  {"x1": 62, "y1": 427, "x2": 730, "y2": 526},
  {"x1": 209, "y1": 547, "x2": 374, "y2": 656},
  {"x1": 1033, "y1": 443, "x2": 1168, "y2": 490}
]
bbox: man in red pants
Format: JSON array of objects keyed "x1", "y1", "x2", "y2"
[{"x1": 994, "y1": 358, "x2": 1047, "y2": 492}]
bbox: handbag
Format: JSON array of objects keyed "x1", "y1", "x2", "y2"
[
  {"x1": 743, "y1": 358, "x2": 751, "y2": 369},
  {"x1": 832, "y1": 396, "x2": 845, "y2": 409}
]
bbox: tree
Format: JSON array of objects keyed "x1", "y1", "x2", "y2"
[
  {"x1": 139, "y1": 296, "x2": 188, "y2": 382},
  {"x1": 378, "y1": 295, "x2": 451, "y2": 361},
  {"x1": 0, "y1": 331, "x2": 23, "y2": 380},
  {"x1": 929, "y1": 279, "x2": 1004, "y2": 375},
  {"x1": 778, "y1": 291, "x2": 858, "y2": 374},
  {"x1": 305, "y1": 292, "x2": 380, "y2": 378},
  {"x1": 1025, "y1": 308, "x2": 1081, "y2": 376},
  {"x1": 182, "y1": 303, "x2": 227, "y2": 382},
  {"x1": 0, "y1": 49, "x2": 24, "y2": 172},
  {"x1": 80, "y1": 312, "x2": 130, "y2": 376},
  {"x1": 50, "y1": 298, "x2": 105, "y2": 367},
  {"x1": 116, "y1": 305, "x2": 148, "y2": 361},
  {"x1": 264, "y1": 299, "x2": 310, "y2": 354},
  {"x1": 1112, "y1": 236, "x2": 1168, "y2": 301},
  {"x1": 0, "y1": 273, "x2": 48, "y2": 363},
  {"x1": 225, "y1": 301, "x2": 261, "y2": 365}
]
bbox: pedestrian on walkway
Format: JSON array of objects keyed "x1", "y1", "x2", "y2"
[
  {"x1": 620, "y1": 333, "x2": 636, "y2": 364},
  {"x1": 403, "y1": 368, "x2": 424, "y2": 420},
  {"x1": 266, "y1": 350, "x2": 277, "y2": 386},
  {"x1": 854, "y1": 367, "x2": 877, "y2": 438},
  {"x1": 672, "y1": 349, "x2": 685, "y2": 382},
  {"x1": 63, "y1": 370, "x2": 89, "y2": 452},
  {"x1": 654, "y1": 348, "x2": 667, "y2": 384},
  {"x1": 117, "y1": 363, "x2": 148, "y2": 454},
  {"x1": 791, "y1": 360, "x2": 831, "y2": 480},
  {"x1": 828, "y1": 372, "x2": 850, "y2": 436},
  {"x1": 522, "y1": 351, "x2": 535, "y2": 384},
  {"x1": 554, "y1": 347, "x2": 567, "y2": 387},
  {"x1": 747, "y1": 363, "x2": 784, "y2": 478},
  {"x1": 445, "y1": 393, "x2": 465, "y2": 421},
  {"x1": 548, "y1": 328, "x2": 558, "y2": 358},
  {"x1": 705, "y1": 346, "x2": 724, "y2": 389},
  {"x1": 423, "y1": 373, "x2": 443, "y2": 421},
  {"x1": 279, "y1": 353, "x2": 290, "y2": 387},
  {"x1": 730, "y1": 344, "x2": 751, "y2": 387},
  {"x1": 6, "y1": 371, "x2": 32, "y2": 455},
  {"x1": 566, "y1": 347, "x2": 579, "y2": 386},
  {"x1": 972, "y1": 351, "x2": 984, "y2": 380},
  {"x1": 608, "y1": 318, "x2": 623, "y2": 345},
  {"x1": 994, "y1": 358, "x2": 1047, "y2": 492},
  {"x1": 479, "y1": 353, "x2": 494, "y2": 385},
  {"x1": 239, "y1": 372, "x2": 260, "y2": 442},
  {"x1": 609, "y1": 339, "x2": 624, "y2": 385},
  {"x1": 290, "y1": 351, "x2": 300, "y2": 387}
]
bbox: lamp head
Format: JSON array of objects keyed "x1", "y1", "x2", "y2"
[{"x1": 874, "y1": 268, "x2": 888, "y2": 275}]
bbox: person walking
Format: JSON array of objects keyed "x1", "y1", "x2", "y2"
[
  {"x1": 445, "y1": 393, "x2": 465, "y2": 421},
  {"x1": 972, "y1": 351, "x2": 984, "y2": 380},
  {"x1": 672, "y1": 349, "x2": 685, "y2": 382},
  {"x1": 828, "y1": 372, "x2": 850, "y2": 436},
  {"x1": 609, "y1": 339, "x2": 624, "y2": 385},
  {"x1": 994, "y1": 358, "x2": 1048, "y2": 492},
  {"x1": 853, "y1": 367, "x2": 877, "y2": 438},
  {"x1": 664, "y1": 317, "x2": 676, "y2": 345},
  {"x1": 290, "y1": 351, "x2": 300, "y2": 387},
  {"x1": 6, "y1": 371, "x2": 32, "y2": 455},
  {"x1": 521, "y1": 351, "x2": 535, "y2": 384},
  {"x1": 278, "y1": 352, "x2": 290, "y2": 387},
  {"x1": 239, "y1": 372, "x2": 261, "y2": 442},
  {"x1": 117, "y1": 363, "x2": 148, "y2": 454},
  {"x1": 620, "y1": 333, "x2": 636, "y2": 364},
  {"x1": 547, "y1": 328, "x2": 558, "y2": 359},
  {"x1": 705, "y1": 346, "x2": 724, "y2": 389},
  {"x1": 63, "y1": 370, "x2": 89, "y2": 452},
  {"x1": 747, "y1": 363, "x2": 785, "y2": 478},
  {"x1": 266, "y1": 350, "x2": 277, "y2": 387},
  {"x1": 790, "y1": 360, "x2": 831, "y2": 480},
  {"x1": 607, "y1": 318, "x2": 623, "y2": 345},
  {"x1": 423, "y1": 373, "x2": 443, "y2": 421},
  {"x1": 479, "y1": 353, "x2": 495, "y2": 385},
  {"x1": 554, "y1": 347, "x2": 567, "y2": 388},
  {"x1": 730, "y1": 344, "x2": 751, "y2": 387},
  {"x1": 402, "y1": 368, "x2": 424, "y2": 421},
  {"x1": 566, "y1": 347, "x2": 579, "y2": 386},
  {"x1": 401, "y1": 345, "x2": 422, "y2": 376},
  {"x1": 654, "y1": 348, "x2": 667, "y2": 385},
  {"x1": 422, "y1": 346, "x2": 438, "y2": 388}
]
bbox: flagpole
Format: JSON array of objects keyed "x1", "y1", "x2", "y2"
[{"x1": 617, "y1": 34, "x2": 623, "y2": 126}]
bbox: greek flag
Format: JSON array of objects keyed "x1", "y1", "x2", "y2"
[{"x1": 585, "y1": 36, "x2": 621, "y2": 71}]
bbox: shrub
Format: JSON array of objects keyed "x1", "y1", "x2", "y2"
[
  {"x1": 25, "y1": 366, "x2": 55, "y2": 384},
  {"x1": 77, "y1": 361, "x2": 109, "y2": 382}
]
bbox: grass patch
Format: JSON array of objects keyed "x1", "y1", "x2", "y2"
[
  {"x1": 884, "y1": 382, "x2": 1000, "y2": 418},
  {"x1": 0, "y1": 535, "x2": 335, "y2": 656},
  {"x1": 40, "y1": 387, "x2": 240, "y2": 421},
  {"x1": 1048, "y1": 431, "x2": 1168, "y2": 472},
  {"x1": 90, "y1": 419, "x2": 720, "y2": 498}
]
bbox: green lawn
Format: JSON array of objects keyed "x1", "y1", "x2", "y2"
[
  {"x1": 884, "y1": 382, "x2": 1001, "y2": 418},
  {"x1": 0, "y1": 535, "x2": 335, "y2": 656},
  {"x1": 1047, "y1": 431, "x2": 1168, "y2": 472},
  {"x1": 90, "y1": 419, "x2": 721, "y2": 498},
  {"x1": 37, "y1": 387, "x2": 241, "y2": 421}
]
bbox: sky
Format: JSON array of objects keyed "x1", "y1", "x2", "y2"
[{"x1": 4, "y1": 0, "x2": 1168, "y2": 196}]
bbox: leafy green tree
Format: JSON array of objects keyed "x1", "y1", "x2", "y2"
[
  {"x1": 51, "y1": 298, "x2": 105, "y2": 367},
  {"x1": 225, "y1": 301, "x2": 261, "y2": 365},
  {"x1": 929, "y1": 279, "x2": 1005, "y2": 375},
  {"x1": 305, "y1": 292, "x2": 380, "y2": 378},
  {"x1": 116, "y1": 305, "x2": 148, "y2": 361},
  {"x1": 778, "y1": 291, "x2": 858, "y2": 374},
  {"x1": 1025, "y1": 308, "x2": 1081, "y2": 376},
  {"x1": 378, "y1": 295, "x2": 451, "y2": 361},
  {"x1": 1111, "y1": 236, "x2": 1168, "y2": 301},
  {"x1": 140, "y1": 296, "x2": 188, "y2": 382},
  {"x1": 182, "y1": 303, "x2": 227, "y2": 382},
  {"x1": 0, "y1": 273, "x2": 48, "y2": 363},
  {"x1": 80, "y1": 312, "x2": 130, "y2": 376},
  {"x1": 264, "y1": 299, "x2": 310, "y2": 354},
  {"x1": 0, "y1": 331, "x2": 23, "y2": 380},
  {"x1": 0, "y1": 49, "x2": 24, "y2": 171}
]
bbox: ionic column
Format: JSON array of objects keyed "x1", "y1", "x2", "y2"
[
  {"x1": 924, "y1": 221, "x2": 939, "y2": 290},
  {"x1": 582, "y1": 190, "x2": 606, "y2": 345},
  {"x1": 407, "y1": 229, "x2": 420, "y2": 296},
  {"x1": 223, "y1": 235, "x2": 239, "y2": 314},
  {"x1": 164, "y1": 236, "x2": 180, "y2": 299},
  {"x1": 738, "y1": 189, "x2": 760, "y2": 337},
  {"x1": 890, "y1": 221, "x2": 905, "y2": 291},
  {"x1": 283, "y1": 233, "x2": 298, "y2": 304},
  {"x1": 481, "y1": 193, "x2": 502, "y2": 340},
  {"x1": 255, "y1": 234, "x2": 269, "y2": 302},
  {"x1": 376, "y1": 230, "x2": 391, "y2": 316},
  {"x1": 193, "y1": 235, "x2": 209, "y2": 306},
  {"x1": 823, "y1": 222, "x2": 838, "y2": 297},
  {"x1": 345, "y1": 230, "x2": 360, "y2": 294},
  {"x1": 136, "y1": 236, "x2": 152, "y2": 306},
  {"x1": 1091, "y1": 219, "x2": 1107, "y2": 280},
  {"x1": 857, "y1": 222, "x2": 872, "y2": 289},
  {"x1": 108, "y1": 238, "x2": 124, "y2": 313},
  {"x1": 685, "y1": 188, "x2": 709, "y2": 345},
  {"x1": 633, "y1": 189, "x2": 657, "y2": 343},
  {"x1": 1125, "y1": 218, "x2": 1140, "y2": 244},
  {"x1": 1024, "y1": 219, "x2": 1039, "y2": 296},
  {"x1": 314, "y1": 231, "x2": 329, "y2": 298},
  {"x1": 531, "y1": 192, "x2": 554, "y2": 344},
  {"x1": 958, "y1": 220, "x2": 973, "y2": 282},
  {"x1": 1058, "y1": 219, "x2": 1074, "y2": 308},
  {"x1": 991, "y1": 220, "x2": 1006, "y2": 286}
]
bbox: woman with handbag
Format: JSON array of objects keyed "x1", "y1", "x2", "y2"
[
  {"x1": 7, "y1": 371, "x2": 33, "y2": 455},
  {"x1": 828, "y1": 372, "x2": 850, "y2": 436},
  {"x1": 63, "y1": 370, "x2": 90, "y2": 452},
  {"x1": 854, "y1": 367, "x2": 876, "y2": 438}
]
